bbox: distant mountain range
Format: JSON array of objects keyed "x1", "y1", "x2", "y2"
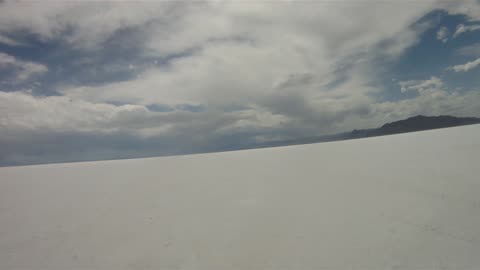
[
  {"x1": 245, "y1": 115, "x2": 480, "y2": 150},
  {"x1": 348, "y1": 115, "x2": 480, "y2": 138}
]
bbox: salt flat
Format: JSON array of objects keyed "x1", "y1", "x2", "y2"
[{"x1": 1, "y1": 125, "x2": 480, "y2": 269}]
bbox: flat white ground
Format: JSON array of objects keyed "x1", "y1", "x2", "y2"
[{"x1": 1, "y1": 125, "x2": 480, "y2": 269}]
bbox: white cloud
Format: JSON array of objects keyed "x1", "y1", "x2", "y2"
[
  {"x1": 0, "y1": 2, "x2": 467, "y2": 130},
  {"x1": 441, "y1": 0, "x2": 480, "y2": 21},
  {"x1": 457, "y1": 43, "x2": 480, "y2": 57},
  {"x1": 56, "y1": 1, "x2": 437, "y2": 113},
  {"x1": 0, "y1": 52, "x2": 16, "y2": 66},
  {"x1": 0, "y1": 34, "x2": 25, "y2": 46},
  {"x1": 0, "y1": 91, "x2": 288, "y2": 139},
  {"x1": 2, "y1": 1, "x2": 480, "y2": 164},
  {"x1": 376, "y1": 85, "x2": 480, "y2": 120},
  {"x1": 16, "y1": 62, "x2": 48, "y2": 81},
  {"x1": 0, "y1": 53, "x2": 48, "y2": 81},
  {"x1": 0, "y1": 1, "x2": 434, "y2": 53},
  {"x1": 453, "y1": 24, "x2": 480, "y2": 38},
  {"x1": 0, "y1": 91, "x2": 147, "y2": 133},
  {"x1": 3, "y1": 76, "x2": 480, "y2": 165},
  {"x1": 0, "y1": 1, "x2": 175, "y2": 48},
  {"x1": 448, "y1": 58, "x2": 480, "y2": 72},
  {"x1": 436, "y1": 26, "x2": 449, "y2": 43},
  {"x1": 399, "y1": 76, "x2": 444, "y2": 94}
]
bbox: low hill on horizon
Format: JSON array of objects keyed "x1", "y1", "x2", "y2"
[
  {"x1": 248, "y1": 115, "x2": 480, "y2": 150},
  {"x1": 350, "y1": 115, "x2": 480, "y2": 139}
]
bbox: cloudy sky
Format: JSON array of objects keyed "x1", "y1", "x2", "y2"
[{"x1": 1, "y1": 0, "x2": 480, "y2": 166}]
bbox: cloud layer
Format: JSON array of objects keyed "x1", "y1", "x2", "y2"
[
  {"x1": 1, "y1": 0, "x2": 480, "y2": 165},
  {"x1": 0, "y1": 53, "x2": 47, "y2": 82},
  {"x1": 449, "y1": 58, "x2": 480, "y2": 72}
]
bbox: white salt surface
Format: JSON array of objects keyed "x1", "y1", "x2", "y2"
[{"x1": 1, "y1": 125, "x2": 480, "y2": 269}]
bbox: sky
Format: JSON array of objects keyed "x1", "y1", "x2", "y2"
[{"x1": 1, "y1": 0, "x2": 480, "y2": 166}]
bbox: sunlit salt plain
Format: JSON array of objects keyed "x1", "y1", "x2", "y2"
[{"x1": 1, "y1": 125, "x2": 480, "y2": 269}]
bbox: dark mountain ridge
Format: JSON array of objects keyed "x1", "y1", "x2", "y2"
[
  {"x1": 247, "y1": 115, "x2": 480, "y2": 150},
  {"x1": 350, "y1": 115, "x2": 480, "y2": 139}
]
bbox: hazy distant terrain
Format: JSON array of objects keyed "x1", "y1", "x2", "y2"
[
  {"x1": 1, "y1": 124, "x2": 479, "y2": 269},
  {"x1": 349, "y1": 115, "x2": 480, "y2": 138},
  {"x1": 3, "y1": 115, "x2": 479, "y2": 167},
  {"x1": 237, "y1": 115, "x2": 480, "y2": 150}
]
